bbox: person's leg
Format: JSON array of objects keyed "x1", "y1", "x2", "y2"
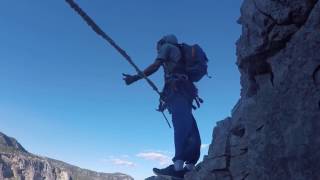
[
  {"x1": 173, "y1": 160, "x2": 184, "y2": 171},
  {"x1": 167, "y1": 92, "x2": 194, "y2": 164},
  {"x1": 153, "y1": 91, "x2": 196, "y2": 178},
  {"x1": 184, "y1": 116, "x2": 201, "y2": 168}
]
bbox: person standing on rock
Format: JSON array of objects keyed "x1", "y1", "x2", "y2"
[{"x1": 123, "y1": 34, "x2": 205, "y2": 179}]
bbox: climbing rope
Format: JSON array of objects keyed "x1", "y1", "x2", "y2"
[{"x1": 65, "y1": 0, "x2": 171, "y2": 128}]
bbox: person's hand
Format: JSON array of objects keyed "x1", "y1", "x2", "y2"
[{"x1": 122, "y1": 73, "x2": 140, "y2": 85}]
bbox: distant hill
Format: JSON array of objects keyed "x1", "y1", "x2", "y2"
[{"x1": 0, "y1": 132, "x2": 133, "y2": 180}]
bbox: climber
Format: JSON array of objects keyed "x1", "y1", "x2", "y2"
[
  {"x1": 65, "y1": 2, "x2": 203, "y2": 178},
  {"x1": 123, "y1": 34, "x2": 202, "y2": 179}
]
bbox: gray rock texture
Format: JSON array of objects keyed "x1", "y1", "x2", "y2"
[
  {"x1": 184, "y1": 0, "x2": 320, "y2": 180},
  {"x1": 0, "y1": 132, "x2": 133, "y2": 180}
]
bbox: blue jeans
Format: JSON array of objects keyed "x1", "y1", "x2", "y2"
[{"x1": 167, "y1": 90, "x2": 201, "y2": 165}]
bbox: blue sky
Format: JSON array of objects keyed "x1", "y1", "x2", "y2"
[{"x1": 0, "y1": 1, "x2": 242, "y2": 179}]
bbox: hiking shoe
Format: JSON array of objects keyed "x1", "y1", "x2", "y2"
[{"x1": 153, "y1": 164, "x2": 186, "y2": 179}]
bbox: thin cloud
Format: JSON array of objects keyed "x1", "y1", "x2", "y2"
[
  {"x1": 110, "y1": 158, "x2": 136, "y2": 167},
  {"x1": 136, "y1": 152, "x2": 171, "y2": 166},
  {"x1": 102, "y1": 156, "x2": 136, "y2": 168}
]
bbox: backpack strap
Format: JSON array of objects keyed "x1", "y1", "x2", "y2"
[
  {"x1": 171, "y1": 43, "x2": 187, "y2": 75},
  {"x1": 192, "y1": 46, "x2": 196, "y2": 59}
]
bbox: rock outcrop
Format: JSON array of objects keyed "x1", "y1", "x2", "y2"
[
  {"x1": 185, "y1": 0, "x2": 320, "y2": 180},
  {"x1": 0, "y1": 132, "x2": 28, "y2": 154},
  {"x1": 0, "y1": 132, "x2": 133, "y2": 180}
]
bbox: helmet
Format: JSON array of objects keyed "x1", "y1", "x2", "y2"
[{"x1": 157, "y1": 34, "x2": 178, "y2": 50}]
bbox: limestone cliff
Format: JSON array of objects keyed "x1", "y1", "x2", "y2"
[
  {"x1": 185, "y1": 0, "x2": 320, "y2": 180},
  {"x1": 0, "y1": 132, "x2": 133, "y2": 180}
]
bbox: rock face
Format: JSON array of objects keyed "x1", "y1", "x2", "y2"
[
  {"x1": 0, "y1": 132, "x2": 28, "y2": 154},
  {"x1": 185, "y1": 0, "x2": 320, "y2": 180},
  {"x1": 0, "y1": 132, "x2": 133, "y2": 180}
]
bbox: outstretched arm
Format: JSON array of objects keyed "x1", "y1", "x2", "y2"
[
  {"x1": 142, "y1": 59, "x2": 162, "y2": 76},
  {"x1": 123, "y1": 59, "x2": 163, "y2": 85}
]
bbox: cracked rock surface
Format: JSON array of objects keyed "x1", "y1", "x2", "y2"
[{"x1": 185, "y1": 0, "x2": 320, "y2": 180}]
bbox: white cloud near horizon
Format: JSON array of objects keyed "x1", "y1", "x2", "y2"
[
  {"x1": 136, "y1": 152, "x2": 171, "y2": 166},
  {"x1": 111, "y1": 158, "x2": 136, "y2": 167},
  {"x1": 102, "y1": 156, "x2": 136, "y2": 168}
]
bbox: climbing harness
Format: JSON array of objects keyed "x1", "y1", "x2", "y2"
[{"x1": 65, "y1": 0, "x2": 171, "y2": 128}]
